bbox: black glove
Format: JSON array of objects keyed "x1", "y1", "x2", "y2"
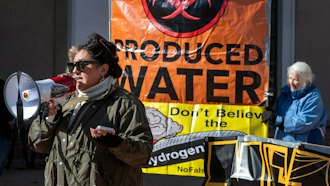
[
  {"x1": 276, "y1": 122, "x2": 284, "y2": 131},
  {"x1": 53, "y1": 104, "x2": 63, "y2": 122},
  {"x1": 95, "y1": 134, "x2": 123, "y2": 147},
  {"x1": 39, "y1": 102, "x2": 62, "y2": 122},
  {"x1": 261, "y1": 110, "x2": 276, "y2": 123},
  {"x1": 39, "y1": 102, "x2": 49, "y2": 119}
]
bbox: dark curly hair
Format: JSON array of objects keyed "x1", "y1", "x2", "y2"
[{"x1": 81, "y1": 33, "x2": 122, "y2": 78}]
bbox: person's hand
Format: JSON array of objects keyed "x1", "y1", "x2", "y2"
[
  {"x1": 40, "y1": 100, "x2": 62, "y2": 121},
  {"x1": 39, "y1": 102, "x2": 50, "y2": 119},
  {"x1": 274, "y1": 115, "x2": 284, "y2": 131},
  {"x1": 90, "y1": 127, "x2": 115, "y2": 138},
  {"x1": 276, "y1": 122, "x2": 284, "y2": 131},
  {"x1": 48, "y1": 100, "x2": 59, "y2": 116},
  {"x1": 90, "y1": 127, "x2": 122, "y2": 147},
  {"x1": 261, "y1": 110, "x2": 276, "y2": 123}
]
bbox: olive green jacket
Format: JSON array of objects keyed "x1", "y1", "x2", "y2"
[{"x1": 28, "y1": 87, "x2": 153, "y2": 186}]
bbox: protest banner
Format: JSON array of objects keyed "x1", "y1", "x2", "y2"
[
  {"x1": 204, "y1": 135, "x2": 330, "y2": 185},
  {"x1": 110, "y1": 0, "x2": 271, "y2": 177}
]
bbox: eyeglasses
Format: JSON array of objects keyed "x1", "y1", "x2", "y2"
[{"x1": 66, "y1": 60, "x2": 99, "y2": 73}]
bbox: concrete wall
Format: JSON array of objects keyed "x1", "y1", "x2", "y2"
[
  {"x1": 0, "y1": 0, "x2": 67, "y2": 80},
  {"x1": 295, "y1": 0, "x2": 330, "y2": 116},
  {"x1": 68, "y1": 0, "x2": 109, "y2": 46},
  {"x1": 0, "y1": 0, "x2": 108, "y2": 81}
]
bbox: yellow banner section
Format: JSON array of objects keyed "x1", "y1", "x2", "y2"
[
  {"x1": 143, "y1": 102, "x2": 267, "y2": 177},
  {"x1": 144, "y1": 102, "x2": 267, "y2": 137}
]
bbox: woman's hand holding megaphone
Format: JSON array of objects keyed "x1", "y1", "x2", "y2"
[
  {"x1": 48, "y1": 100, "x2": 58, "y2": 116},
  {"x1": 40, "y1": 100, "x2": 62, "y2": 123}
]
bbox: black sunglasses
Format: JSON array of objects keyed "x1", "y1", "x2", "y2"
[{"x1": 66, "y1": 60, "x2": 99, "y2": 73}]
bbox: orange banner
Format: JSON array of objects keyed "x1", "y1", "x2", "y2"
[{"x1": 110, "y1": 0, "x2": 270, "y2": 105}]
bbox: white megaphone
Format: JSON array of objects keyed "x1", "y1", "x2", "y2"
[{"x1": 4, "y1": 71, "x2": 76, "y2": 121}]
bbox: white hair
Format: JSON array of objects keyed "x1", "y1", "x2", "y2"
[{"x1": 287, "y1": 61, "x2": 314, "y2": 88}]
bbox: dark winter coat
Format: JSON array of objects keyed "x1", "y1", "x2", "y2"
[{"x1": 28, "y1": 86, "x2": 153, "y2": 186}]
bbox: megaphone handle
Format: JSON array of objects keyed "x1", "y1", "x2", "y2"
[{"x1": 16, "y1": 71, "x2": 24, "y2": 135}]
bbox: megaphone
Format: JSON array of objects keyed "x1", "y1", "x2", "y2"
[{"x1": 4, "y1": 71, "x2": 76, "y2": 121}]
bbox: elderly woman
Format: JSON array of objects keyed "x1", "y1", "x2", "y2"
[
  {"x1": 262, "y1": 61, "x2": 327, "y2": 145},
  {"x1": 28, "y1": 33, "x2": 153, "y2": 185}
]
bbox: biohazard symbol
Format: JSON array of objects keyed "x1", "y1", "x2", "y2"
[
  {"x1": 152, "y1": 0, "x2": 212, "y2": 21},
  {"x1": 142, "y1": 0, "x2": 228, "y2": 37}
]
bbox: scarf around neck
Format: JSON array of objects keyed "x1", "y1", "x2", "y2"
[
  {"x1": 77, "y1": 76, "x2": 117, "y2": 101},
  {"x1": 67, "y1": 76, "x2": 117, "y2": 126}
]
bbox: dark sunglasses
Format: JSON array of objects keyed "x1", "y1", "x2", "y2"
[{"x1": 66, "y1": 60, "x2": 99, "y2": 73}]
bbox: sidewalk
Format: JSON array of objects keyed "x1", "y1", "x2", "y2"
[
  {"x1": 0, "y1": 160, "x2": 44, "y2": 186},
  {"x1": 0, "y1": 160, "x2": 204, "y2": 186},
  {"x1": 0, "y1": 168, "x2": 43, "y2": 186}
]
